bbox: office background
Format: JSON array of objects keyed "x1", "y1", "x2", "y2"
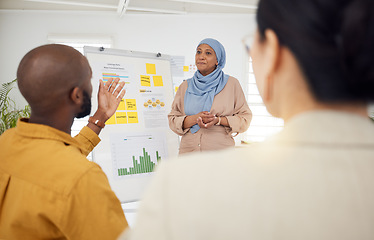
[
  {"x1": 0, "y1": 6, "x2": 256, "y2": 108},
  {"x1": 1, "y1": 0, "x2": 373, "y2": 226},
  {"x1": 0, "y1": 1, "x2": 258, "y2": 225}
]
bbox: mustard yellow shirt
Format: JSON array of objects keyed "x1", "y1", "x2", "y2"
[{"x1": 0, "y1": 119, "x2": 128, "y2": 240}]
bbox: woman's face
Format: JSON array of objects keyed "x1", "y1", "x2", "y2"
[{"x1": 195, "y1": 44, "x2": 218, "y2": 76}]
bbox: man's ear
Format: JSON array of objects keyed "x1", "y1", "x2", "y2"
[
  {"x1": 70, "y1": 87, "x2": 83, "y2": 105},
  {"x1": 262, "y1": 29, "x2": 281, "y2": 103}
]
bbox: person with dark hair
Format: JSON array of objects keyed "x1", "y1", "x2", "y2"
[
  {"x1": 168, "y1": 38, "x2": 252, "y2": 154},
  {"x1": 0, "y1": 44, "x2": 128, "y2": 239},
  {"x1": 119, "y1": 0, "x2": 374, "y2": 239}
]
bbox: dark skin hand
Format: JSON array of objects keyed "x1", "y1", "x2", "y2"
[
  {"x1": 183, "y1": 111, "x2": 229, "y2": 130},
  {"x1": 87, "y1": 77, "x2": 126, "y2": 135}
]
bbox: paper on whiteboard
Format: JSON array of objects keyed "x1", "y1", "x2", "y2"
[{"x1": 110, "y1": 132, "x2": 168, "y2": 180}]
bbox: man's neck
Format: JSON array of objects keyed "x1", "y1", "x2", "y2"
[{"x1": 29, "y1": 113, "x2": 74, "y2": 135}]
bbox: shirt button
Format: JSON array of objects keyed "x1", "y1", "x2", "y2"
[{"x1": 198, "y1": 144, "x2": 200, "y2": 147}]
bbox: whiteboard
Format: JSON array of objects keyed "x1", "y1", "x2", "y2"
[{"x1": 84, "y1": 46, "x2": 179, "y2": 203}]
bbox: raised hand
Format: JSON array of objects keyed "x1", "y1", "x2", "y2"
[
  {"x1": 87, "y1": 78, "x2": 126, "y2": 135},
  {"x1": 96, "y1": 77, "x2": 126, "y2": 122}
]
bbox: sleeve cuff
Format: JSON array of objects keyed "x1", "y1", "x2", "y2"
[{"x1": 77, "y1": 126, "x2": 101, "y2": 149}]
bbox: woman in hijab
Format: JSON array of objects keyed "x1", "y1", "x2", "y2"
[{"x1": 168, "y1": 38, "x2": 252, "y2": 154}]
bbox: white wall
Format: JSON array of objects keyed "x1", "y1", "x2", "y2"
[{"x1": 0, "y1": 10, "x2": 256, "y2": 107}]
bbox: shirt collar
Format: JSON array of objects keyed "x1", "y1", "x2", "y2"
[
  {"x1": 267, "y1": 110, "x2": 374, "y2": 146},
  {"x1": 16, "y1": 118, "x2": 84, "y2": 149}
]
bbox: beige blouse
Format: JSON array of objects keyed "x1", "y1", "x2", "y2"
[{"x1": 168, "y1": 76, "x2": 252, "y2": 154}]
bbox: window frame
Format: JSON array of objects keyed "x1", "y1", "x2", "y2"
[{"x1": 241, "y1": 54, "x2": 284, "y2": 143}]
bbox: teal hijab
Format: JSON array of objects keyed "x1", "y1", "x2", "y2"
[{"x1": 184, "y1": 38, "x2": 229, "y2": 133}]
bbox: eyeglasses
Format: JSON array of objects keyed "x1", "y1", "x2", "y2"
[{"x1": 242, "y1": 35, "x2": 253, "y2": 55}]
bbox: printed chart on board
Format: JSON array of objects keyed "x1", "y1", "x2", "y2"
[
  {"x1": 110, "y1": 132, "x2": 168, "y2": 179},
  {"x1": 100, "y1": 62, "x2": 137, "y2": 95}
]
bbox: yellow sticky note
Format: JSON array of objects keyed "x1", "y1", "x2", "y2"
[
  {"x1": 126, "y1": 99, "x2": 137, "y2": 110},
  {"x1": 140, "y1": 75, "x2": 151, "y2": 87},
  {"x1": 153, "y1": 76, "x2": 163, "y2": 87},
  {"x1": 183, "y1": 66, "x2": 189, "y2": 72},
  {"x1": 106, "y1": 115, "x2": 116, "y2": 125},
  {"x1": 117, "y1": 99, "x2": 126, "y2": 110},
  {"x1": 146, "y1": 63, "x2": 156, "y2": 74},
  {"x1": 127, "y1": 112, "x2": 138, "y2": 123},
  {"x1": 116, "y1": 112, "x2": 127, "y2": 124}
]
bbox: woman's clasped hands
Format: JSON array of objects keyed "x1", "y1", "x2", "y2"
[{"x1": 196, "y1": 111, "x2": 219, "y2": 129}]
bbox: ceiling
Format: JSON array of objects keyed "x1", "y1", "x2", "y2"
[{"x1": 0, "y1": 0, "x2": 258, "y2": 15}]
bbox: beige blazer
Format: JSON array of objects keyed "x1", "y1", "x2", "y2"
[
  {"x1": 122, "y1": 110, "x2": 374, "y2": 240},
  {"x1": 168, "y1": 76, "x2": 252, "y2": 154}
]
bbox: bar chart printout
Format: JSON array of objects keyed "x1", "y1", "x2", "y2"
[
  {"x1": 117, "y1": 148, "x2": 161, "y2": 176},
  {"x1": 110, "y1": 132, "x2": 168, "y2": 178}
]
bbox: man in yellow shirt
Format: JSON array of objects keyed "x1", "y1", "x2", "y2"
[{"x1": 0, "y1": 44, "x2": 128, "y2": 239}]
